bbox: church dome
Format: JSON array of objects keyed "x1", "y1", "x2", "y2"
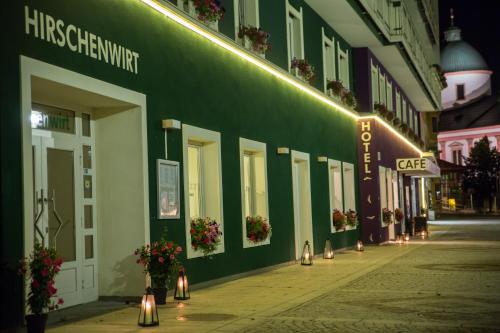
[{"x1": 441, "y1": 38, "x2": 489, "y2": 73}]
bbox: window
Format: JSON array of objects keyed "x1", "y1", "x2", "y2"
[
  {"x1": 414, "y1": 112, "x2": 419, "y2": 135},
  {"x1": 392, "y1": 172, "x2": 400, "y2": 223},
  {"x1": 234, "y1": 0, "x2": 259, "y2": 44},
  {"x1": 378, "y1": 70, "x2": 386, "y2": 106},
  {"x1": 386, "y1": 168, "x2": 394, "y2": 215},
  {"x1": 328, "y1": 159, "x2": 343, "y2": 233},
  {"x1": 431, "y1": 117, "x2": 438, "y2": 133},
  {"x1": 240, "y1": 138, "x2": 269, "y2": 247},
  {"x1": 322, "y1": 28, "x2": 336, "y2": 93},
  {"x1": 395, "y1": 89, "x2": 401, "y2": 119},
  {"x1": 342, "y1": 162, "x2": 356, "y2": 229},
  {"x1": 286, "y1": 2, "x2": 303, "y2": 69},
  {"x1": 386, "y1": 81, "x2": 393, "y2": 111},
  {"x1": 183, "y1": 124, "x2": 224, "y2": 258},
  {"x1": 409, "y1": 107, "x2": 414, "y2": 130},
  {"x1": 379, "y1": 166, "x2": 387, "y2": 227},
  {"x1": 371, "y1": 62, "x2": 379, "y2": 108},
  {"x1": 338, "y1": 44, "x2": 350, "y2": 89},
  {"x1": 402, "y1": 98, "x2": 407, "y2": 124},
  {"x1": 456, "y1": 84, "x2": 465, "y2": 101},
  {"x1": 452, "y1": 149, "x2": 462, "y2": 165}
]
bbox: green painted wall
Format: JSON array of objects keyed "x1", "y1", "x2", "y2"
[{"x1": 1, "y1": 0, "x2": 359, "y2": 327}]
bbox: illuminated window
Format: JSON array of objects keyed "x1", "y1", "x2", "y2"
[
  {"x1": 235, "y1": 0, "x2": 259, "y2": 29},
  {"x1": 402, "y1": 98, "x2": 407, "y2": 124},
  {"x1": 386, "y1": 81, "x2": 393, "y2": 111},
  {"x1": 187, "y1": 144, "x2": 203, "y2": 219},
  {"x1": 452, "y1": 149, "x2": 462, "y2": 165},
  {"x1": 371, "y1": 62, "x2": 379, "y2": 108},
  {"x1": 322, "y1": 29, "x2": 336, "y2": 94},
  {"x1": 240, "y1": 138, "x2": 269, "y2": 247},
  {"x1": 378, "y1": 70, "x2": 386, "y2": 106},
  {"x1": 328, "y1": 159, "x2": 343, "y2": 233},
  {"x1": 338, "y1": 45, "x2": 350, "y2": 89},
  {"x1": 286, "y1": 2, "x2": 304, "y2": 70},
  {"x1": 342, "y1": 162, "x2": 356, "y2": 212}
]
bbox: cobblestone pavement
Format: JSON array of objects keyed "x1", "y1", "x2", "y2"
[{"x1": 47, "y1": 219, "x2": 500, "y2": 333}]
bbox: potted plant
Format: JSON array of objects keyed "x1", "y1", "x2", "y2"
[
  {"x1": 192, "y1": 0, "x2": 225, "y2": 24},
  {"x1": 19, "y1": 243, "x2": 64, "y2": 333},
  {"x1": 246, "y1": 216, "x2": 272, "y2": 243},
  {"x1": 374, "y1": 102, "x2": 388, "y2": 116},
  {"x1": 345, "y1": 209, "x2": 358, "y2": 228},
  {"x1": 135, "y1": 230, "x2": 182, "y2": 305},
  {"x1": 382, "y1": 208, "x2": 393, "y2": 225},
  {"x1": 395, "y1": 208, "x2": 404, "y2": 223},
  {"x1": 341, "y1": 89, "x2": 357, "y2": 110},
  {"x1": 326, "y1": 80, "x2": 343, "y2": 97},
  {"x1": 290, "y1": 57, "x2": 315, "y2": 83},
  {"x1": 400, "y1": 123, "x2": 408, "y2": 133},
  {"x1": 190, "y1": 217, "x2": 223, "y2": 256},
  {"x1": 385, "y1": 111, "x2": 394, "y2": 121},
  {"x1": 238, "y1": 25, "x2": 271, "y2": 55},
  {"x1": 392, "y1": 117, "x2": 401, "y2": 126},
  {"x1": 332, "y1": 209, "x2": 346, "y2": 231}
]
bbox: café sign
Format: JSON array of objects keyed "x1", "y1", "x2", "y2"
[{"x1": 397, "y1": 157, "x2": 440, "y2": 177}]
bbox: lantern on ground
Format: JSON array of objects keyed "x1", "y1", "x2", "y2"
[
  {"x1": 356, "y1": 240, "x2": 364, "y2": 252},
  {"x1": 138, "y1": 287, "x2": 159, "y2": 327},
  {"x1": 174, "y1": 268, "x2": 190, "y2": 300},
  {"x1": 420, "y1": 230, "x2": 427, "y2": 239},
  {"x1": 301, "y1": 241, "x2": 313, "y2": 265},
  {"x1": 404, "y1": 233, "x2": 410, "y2": 242},
  {"x1": 396, "y1": 234, "x2": 404, "y2": 245},
  {"x1": 323, "y1": 239, "x2": 334, "y2": 259}
]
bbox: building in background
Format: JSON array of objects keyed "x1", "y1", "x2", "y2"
[
  {"x1": 436, "y1": 11, "x2": 500, "y2": 211},
  {"x1": 1, "y1": 0, "x2": 439, "y2": 328}
]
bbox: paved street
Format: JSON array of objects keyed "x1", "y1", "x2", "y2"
[{"x1": 47, "y1": 219, "x2": 500, "y2": 333}]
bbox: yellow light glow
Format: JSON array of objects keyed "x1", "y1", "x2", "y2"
[
  {"x1": 358, "y1": 116, "x2": 423, "y2": 155},
  {"x1": 140, "y1": 0, "x2": 424, "y2": 157}
]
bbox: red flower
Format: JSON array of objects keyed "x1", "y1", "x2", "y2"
[
  {"x1": 41, "y1": 268, "x2": 49, "y2": 277},
  {"x1": 190, "y1": 228, "x2": 196, "y2": 235},
  {"x1": 57, "y1": 298, "x2": 64, "y2": 305},
  {"x1": 175, "y1": 246, "x2": 182, "y2": 254},
  {"x1": 158, "y1": 257, "x2": 165, "y2": 264},
  {"x1": 43, "y1": 257, "x2": 52, "y2": 266},
  {"x1": 151, "y1": 249, "x2": 159, "y2": 256},
  {"x1": 167, "y1": 242, "x2": 173, "y2": 249},
  {"x1": 47, "y1": 282, "x2": 57, "y2": 296},
  {"x1": 31, "y1": 279, "x2": 40, "y2": 289},
  {"x1": 54, "y1": 257, "x2": 63, "y2": 266}
]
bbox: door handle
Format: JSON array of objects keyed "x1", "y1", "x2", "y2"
[
  {"x1": 34, "y1": 189, "x2": 45, "y2": 246},
  {"x1": 48, "y1": 189, "x2": 66, "y2": 250}
]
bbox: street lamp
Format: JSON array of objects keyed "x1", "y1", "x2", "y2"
[
  {"x1": 301, "y1": 241, "x2": 313, "y2": 265},
  {"x1": 323, "y1": 239, "x2": 334, "y2": 259},
  {"x1": 138, "y1": 287, "x2": 159, "y2": 327}
]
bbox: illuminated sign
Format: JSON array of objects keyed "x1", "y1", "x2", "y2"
[
  {"x1": 31, "y1": 104, "x2": 75, "y2": 134},
  {"x1": 360, "y1": 121, "x2": 372, "y2": 178},
  {"x1": 397, "y1": 158, "x2": 427, "y2": 171}
]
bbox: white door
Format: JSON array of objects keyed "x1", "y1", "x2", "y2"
[
  {"x1": 291, "y1": 151, "x2": 313, "y2": 260},
  {"x1": 31, "y1": 111, "x2": 98, "y2": 307}
]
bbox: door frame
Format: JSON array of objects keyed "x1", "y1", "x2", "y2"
[
  {"x1": 21, "y1": 56, "x2": 150, "y2": 306},
  {"x1": 290, "y1": 150, "x2": 313, "y2": 260}
]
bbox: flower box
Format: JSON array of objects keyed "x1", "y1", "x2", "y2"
[
  {"x1": 382, "y1": 208, "x2": 393, "y2": 225},
  {"x1": 238, "y1": 26, "x2": 270, "y2": 57},
  {"x1": 192, "y1": 0, "x2": 224, "y2": 27},
  {"x1": 345, "y1": 209, "x2": 358, "y2": 228},
  {"x1": 291, "y1": 58, "x2": 315, "y2": 84},
  {"x1": 246, "y1": 216, "x2": 272, "y2": 243},
  {"x1": 332, "y1": 209, "x2": 346, "y2": 231},
  {"x1": 190, "y1": 217, "x2": 223, "y2": 256}
]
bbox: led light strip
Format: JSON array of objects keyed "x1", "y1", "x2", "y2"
[{"x1": 140, "y1": 0, "x2": 424, "y2": 156}]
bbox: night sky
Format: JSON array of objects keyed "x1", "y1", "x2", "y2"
[{"x1": 438, "y1": 1, "x2": 500, "y2": 91}]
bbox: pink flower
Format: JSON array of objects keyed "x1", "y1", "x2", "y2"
[
  {"x1": 43, "y1": 257, "x2": 52, "y2": 266},
  {"x1": 158, "y1": 257, "x2": 165, "y2": 264},
  {"x1": 175, "y1": 246, "x2": 182, "y2": 254},
  {"x1": 57, "y1": 298, "x2": 64, "y2": 305},
  {"x1": 169, "y1": 254, "x2": 175, "y2": 260},
  {"x1": 152, "y1": 249, "x2": 158, "y2": 256},
  {"x1": 48, "y1": 282, "x2": 57, "y2": 296},
  {"x1": 31, "y1": 279, "x2": 40, "y2": 289}
]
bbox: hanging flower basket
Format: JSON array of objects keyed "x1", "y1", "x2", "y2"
[
  {"x1": 246, "y1": 216, "x2": 272, "y2": 243},
  {"x1": 382, "y1": 208, "x2": 393, "y2": 225},
  {"x1": 291, "y1": 58, "x2": 315, "y2": 83},
  {"x1": 332, "y1": 209, "x2": 346, "y2": 231},
  {"x1": 238, "y1": 25, "x2": 271, "y2": 54},
  {"x1": 395, "y1": 208, "x2": 404, "y2": 223},
  {"x1": 345, "y1": 209, "x2": 358, "y2": 228},
  {"x1": 193, "y1": 0, "x2": 225, "y2": 24},
  {"x1": 190, "y1": 217, "x2": 223, "y2": 256}
]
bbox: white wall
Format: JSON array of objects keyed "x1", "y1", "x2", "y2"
[{"x1": 442, "y1": 71, "x2": 491, "y2": 109}]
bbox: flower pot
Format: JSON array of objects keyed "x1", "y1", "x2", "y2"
[
  {"x1": 25, "y1": 314, "x2": 48, "y2": 333},
  {"x1": 152, "y1": 287, "x2": 167, "y2": 305}
]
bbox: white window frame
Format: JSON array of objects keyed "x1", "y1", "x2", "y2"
[
  {"x1": 234, "y1": 0, "x2": 260, "y2": 51},
  {"x1": 402, "y1": 98, "x2": 407, "y2": 124},
  {"x1": 322, "y1": 28, "x2": 336, "y2": 94},
  {"x1": 342, "y1": 162, "x2": 356, "y2": 230},
  {"x1": 392, "y1": 171, "x2": 400, "y2": 224},
  {"x1": 378, "y1": 69, "x2": 386, "y2": 106},
  {"x1": 286, "y1": 2, "x2": 304, "y2": 71},
  {"x1": 409, "y1": 107, "x2": 414, "y2": 130},
  {"x1": 395, "y1": 89, "x2": 401, "y2": 119},
  {"x1": 414, "y1": 112, "x2": 419, "y2": 135},
  {"x1": 379, "y1": 166, "x2": 388, "y2": 227},
  {"x1": 337, "y1": 43, "x2": 350, "y2": 89},
  {"x1": 371, "y1": 61, "x2": 379, "y2": 109},
  {"x1": 386, "y1": 80, "x2": 393, "y2": 112},
  {"x1": 328, "y1": 159, "x2": 343, "y2": 233},
  {"x1": 239, "y1": 138, "x2": 270, "y2": 248},
  {"x1": 182, "y1": 124, "x2": 224, "y2": 258}
]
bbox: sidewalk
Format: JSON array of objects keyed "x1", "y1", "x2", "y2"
[{"x1": 47, "y1": 222, "x2": 500, "y2": 332}]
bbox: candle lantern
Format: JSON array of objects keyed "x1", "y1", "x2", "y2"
[
  {"x1": 404, "y1": 233, "x2": 410, "y2": 242},
  {"x1": 420, "y1": 230, "x2": 427, "y2": 239},
  {"x1": 396, "y1": 234, "x2": 403, "y2": 245},
  {"x1": 174, "y1": 268, "x2": 190, "y2": 300},
  {"x1": 356, "y1": 240, "x2": 364, "y2": 252},
  {"x1": 323, "y1": 239, "x2": 334, "y2": 259},
  {"x1": 138, "y1": 287, "x2": 159, "y2": 327},
  {"x1": 301, "y1": 241, "x2": 313, "y2": 265}
]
